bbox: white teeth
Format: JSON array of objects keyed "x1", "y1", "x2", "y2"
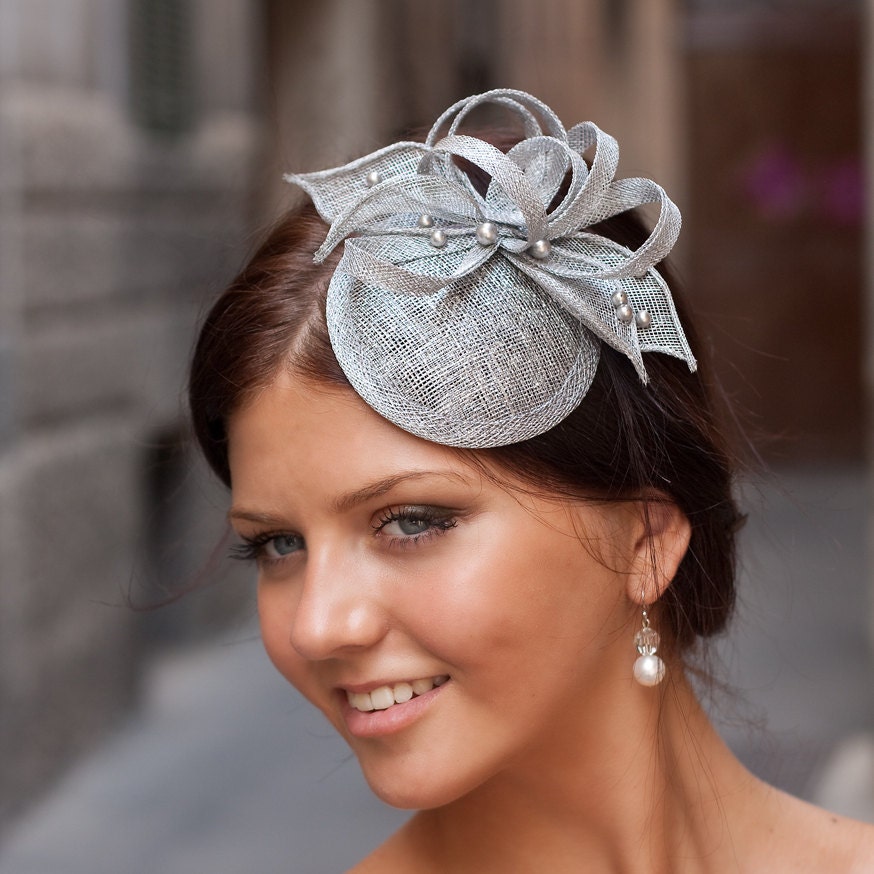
[
  {"x1": 369, "y1": 686, "x2": 395, "y2": 710},
  {"x1": 349, "y1": 691, "x2": 372, "y2": 711},
  {"x1": 393, "y1": 682, "x2": 414, "y2": 704},
  {"x1": 346, "y1": 676, "x2": 449, "y2": 712},
  {"x1": 411, "y1": 678, "x2": 434, "y2": 696}
]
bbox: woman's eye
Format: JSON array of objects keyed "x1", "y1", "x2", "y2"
[
  {"x1": 263, "y1": 534, "x2": 304, "y2": 558},
  {"x1": 392, "y1": 516, "x2": 432, "y2": 536},
  {"x1": 230, "y1": 532, "x2": 304, "y2": 564},
  {"x1": 374, "y1": 506, "x2": 457, "y2": 544}
]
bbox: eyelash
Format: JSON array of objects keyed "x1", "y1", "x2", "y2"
[
  {"x1": 229, "y1": 531, "x2": 304, "y2": 566},
  {"x1": 372, "y1": 505, "x2": 458, "y2": 548},
  {"x1": 230, "y1": 506, "x2": 457, "y2": 565}
]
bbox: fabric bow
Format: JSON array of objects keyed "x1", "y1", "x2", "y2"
[{"x1": 285, "y1": 89, "x2": 696, "y2": 448}]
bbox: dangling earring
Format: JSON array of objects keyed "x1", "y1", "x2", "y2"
[{"x1": 633, "y1": 606, "x2": 666, "y2": 687}]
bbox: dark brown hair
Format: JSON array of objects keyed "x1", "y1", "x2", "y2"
[{"x1": 190, "y1": 185, "x2": 743, "y2": 655}]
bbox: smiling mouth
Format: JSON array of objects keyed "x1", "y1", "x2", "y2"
[{"x1": 346, "y1": 675, "x2": 449, "y2": 712}]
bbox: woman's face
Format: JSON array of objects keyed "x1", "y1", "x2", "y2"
[{"x1": 227, "y1": 370, "x2": 645, "y2": 810}]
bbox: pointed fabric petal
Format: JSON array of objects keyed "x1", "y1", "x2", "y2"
[
  {"x1": 546, "y1": 234, "x2": 694, "y2": 369},
  {"x1": 314, "y1": 175, "x2": 484, "y2": 261},
  {"x1": 504, "y1": 250, "x2": 647, "y2": 381},
  {"x1": 285, "y1": 141, "x2": 430, "y2": 223},
  {"x1": 507, "y1": 234, "x2": 695, "y2": 374}
]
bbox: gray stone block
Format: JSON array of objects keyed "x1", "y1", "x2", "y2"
[
  {"x1": 0, "y1": 85, "x2": 258, "y2": 194},
  {"x1": 0, "y1": 609, "x2": 139, "y2": 825},
  {"x1": 20, "y1": 305, "x2": 197, "y2": 427},
  {"x1": 0, "y1": 85, "x2": 136, "y2": 195},
  {"x1": 0, "y1": 0, "x2": 94, "y2": 85},
  {"x1": 16, "y1": 420, "x2": 142, "y2": 629},
  {"x1": 20, "y1": 209, "x2": 248, "y2": 313},
  {"x1": 21, "y1": 213, "x2": 122, "y2": 309},
  {"x1": 0, "y1": 84, "x2": 259, "y2": 197},
  {"x1": 0, "y1": 423, "x2": 142, "y2": 824},
  {"x1": 0, "y1": 333, "x2": 18, "y2": 447},
  {"x1": 0, "y1": 455, "x2": 30, "y2": 697}
]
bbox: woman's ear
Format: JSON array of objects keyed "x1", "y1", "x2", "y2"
[{"x1": 625, "y1": 498, "x2": 691, "y2": 606}]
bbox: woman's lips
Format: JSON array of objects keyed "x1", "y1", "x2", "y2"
[{"x1": 340, "y1": 676, "x2": 450, "y2": 738}]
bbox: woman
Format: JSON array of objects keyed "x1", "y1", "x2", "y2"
[{"x1": 189, "y1": 90, "x2": 874, "y2": 871}]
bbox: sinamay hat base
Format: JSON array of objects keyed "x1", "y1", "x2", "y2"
[
  {"x1": 287, "y1": 89, "x2": 696, "y2": 448},
  {"x1": 327, "y1": 255, "x2": 601, "y2": 448}
]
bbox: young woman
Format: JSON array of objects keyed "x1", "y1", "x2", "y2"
[{"x1": 189, "y1": 90, "x2": 874, "y2": 872}]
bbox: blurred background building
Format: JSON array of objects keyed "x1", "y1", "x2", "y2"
[
  {"x1": 0, "y1": 0, "x2": 871, "y2": 865},
  {"x1": 0, "y1": 0, "x2": 260, "y2": 826}
]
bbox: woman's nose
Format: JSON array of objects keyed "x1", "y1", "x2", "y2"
[{"x1": 289, "y1": 548, "x2": 388, "y2": 661}]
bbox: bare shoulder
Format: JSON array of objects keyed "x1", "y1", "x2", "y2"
[
  {"x1": 765, "y1": 789, "x2": 874, "y2": 872},
  {"x1": 839, "y1": 816, "x2": 874, "y2": 873},
  {"x1": 819, "y1": 812, "x2": 874, "y2": 873}
]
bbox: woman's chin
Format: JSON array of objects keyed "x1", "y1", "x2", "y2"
[{"x1": 358, "y1": 763, "x2": 473, "y2": 811}]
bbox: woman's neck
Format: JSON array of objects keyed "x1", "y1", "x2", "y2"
[{"x1": 380, "y1": 677, "x2": 772, "y2": 874}]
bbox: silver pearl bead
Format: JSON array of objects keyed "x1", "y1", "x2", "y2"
[
  {"x1": 475, "y1": 221, "x2": 498, "y2": 246},
  {"x1": 616, "y1": 304, "x2": 634, "y2": 324},
  {"x1": 418, "y1": 214, "x2": 434, "y2": 228},
  {"x1": 364, "y1": 170, "x2": 382, "y2": 187},
  {"x1": 633, "y1": 654, "x2": 666, "y2": 687},
  {"x1": 635, "y1": 309, "x2": 652, "y2": 330},
  {"x1": 611, "y1": 290, "x2": 628, "y2": 308},
  {"x1": 429, "y1": 228, "x2": 447, "y2": 248},
  {"x1": 529, "y1": 239, "x2": 551, "y2": 260}
]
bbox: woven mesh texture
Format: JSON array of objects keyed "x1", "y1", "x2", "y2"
[
  {"x1": 286, "y1": 89, "x2": 696, "y2": 448},
  {"x1": 327, "y1": 255, "x2": 600, "y2": 448}
]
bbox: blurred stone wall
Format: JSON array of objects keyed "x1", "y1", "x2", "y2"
[{"x1": 0, "y1": 0, "x2": 261, "y2": 826}]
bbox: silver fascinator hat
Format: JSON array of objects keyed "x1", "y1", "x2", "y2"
[{"x1": 285, "y1": 89, "x2": 696, "y2": 448}]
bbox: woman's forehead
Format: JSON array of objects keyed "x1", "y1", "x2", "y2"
[{"x1": 227, "y1": 371, "x2": 476, "y2": 495}]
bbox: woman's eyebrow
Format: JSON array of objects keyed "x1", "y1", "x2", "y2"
[
  {"x1": 228, "y1": 470, "x2": 472, "y2": 525},
  {"x1": 227, "y1": 508, "x2": 289, "y2": 526},
  {"x1": 331, "y1": 470, "x2": 471, "y2": 513}
]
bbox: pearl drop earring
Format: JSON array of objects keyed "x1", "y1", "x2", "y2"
[{"x1": 633, "y1": 606, "x2": 666, "y2": 687}]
